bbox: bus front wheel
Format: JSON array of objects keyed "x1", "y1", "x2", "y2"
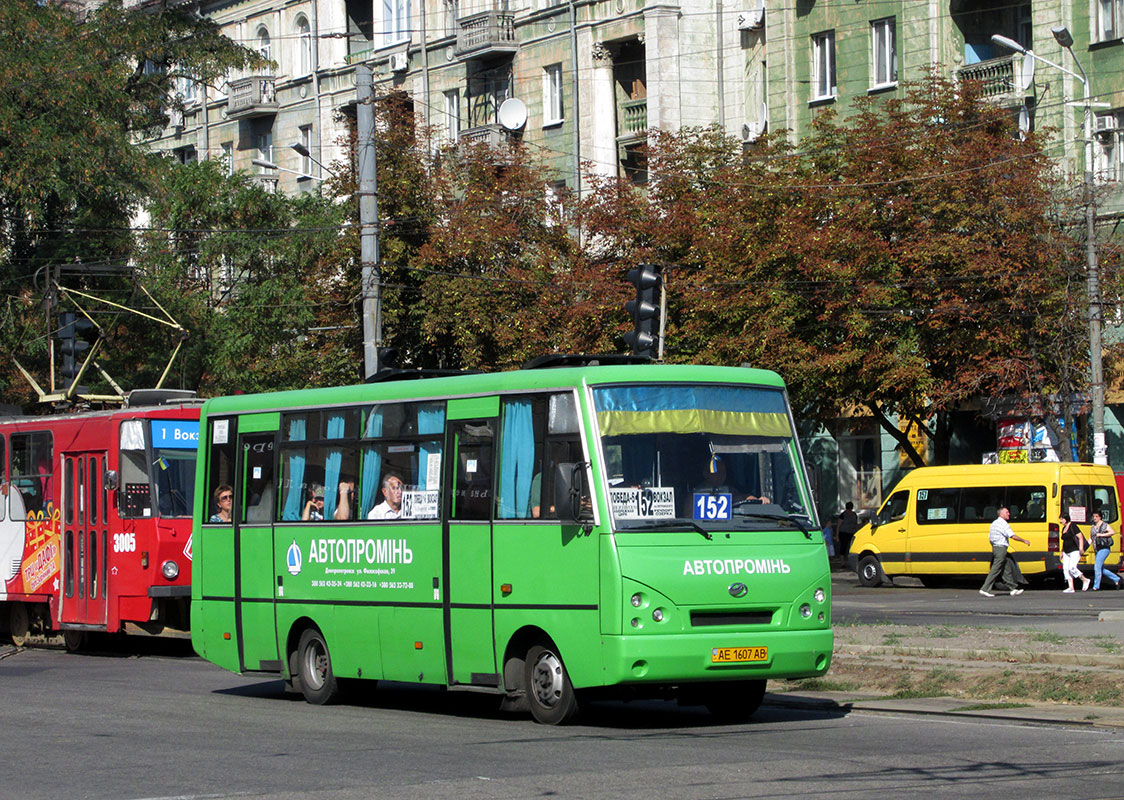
[
  {"x1": 706, "y1": 679, "x2": 767, "y2": 722},
  {"x1": 297, "y1": 628, "x2": 340, "y2": 705},
  {"x1": 524, "y1": 643, "x2": 579, "y2": 725}
]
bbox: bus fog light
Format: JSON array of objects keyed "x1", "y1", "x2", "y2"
[
  {"x1": 631, "y1": 593, "x2": 644, "y2": 607},
  {"x1": 631, "y1": 618, "x2": 641, "y2": 628},
  {"x1": 161, "y1": 560, "x2": 179, "y2": 580},
  {"x1": 814, "y1": 588, "x2": 825, "y2": 603},
  {"x1": 800, "y1": 603, "x2": 812, "y2": 618},
  {"x1": 652, "y1": 608, "x2": 664, "y2": 622},
  {"x1": 818, "y1": 612, "x2": 825, "y2": 622}
]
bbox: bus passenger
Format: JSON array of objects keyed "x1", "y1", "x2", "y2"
[
  {"x1": 334, "y1": 481, "x2": 355, "y2": 520},
  {"x1": 209, "y1": 485, "x2": 233, "y2": 523},
  {"x1": 368, "y1": 474, "x2": 404, "y2": 520},
  {"x1": 302, "y1": 485, "x2": 325, "y2": 520}
]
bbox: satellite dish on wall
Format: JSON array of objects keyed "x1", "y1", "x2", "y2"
[
  {"x1": 1021, "y1": 52, "x2": 1035, "y2": 91},
  {"x1": 498, "y1": 97, "x2": 528, "y2": 131}
]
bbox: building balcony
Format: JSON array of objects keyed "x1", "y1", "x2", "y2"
[
  {"x1": 616, "y1": 98, "x2": 648, "y2": 154},
  {"x1": 227, "y1": 76, "x2": 278, "y2": 119},
  {"x1": 458, "y1": 123, "x2": 509, "y2": 148},
  {"x1": 454, "y1": 11, "x2": 518, "y2": 59},
  {"x1": 253, "y1": 175, "x2": 279, "y2": 193},
  {"x1": 957, "y1": 54, "x2": 1026, "y2": 106}
]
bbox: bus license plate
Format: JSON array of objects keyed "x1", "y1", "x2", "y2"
[{"x1": 711, "y1": 646, "x2": 768, "y2": 663}]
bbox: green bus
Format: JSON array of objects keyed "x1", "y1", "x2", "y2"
[{"x1": 190, "y1": 358, "x2": 832, "y2": 723}]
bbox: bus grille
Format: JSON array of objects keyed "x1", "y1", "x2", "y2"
[{"x1": 690, "y1": 610, "x2": 775, "y2": 627}]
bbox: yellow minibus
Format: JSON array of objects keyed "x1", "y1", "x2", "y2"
[{"x1": 848, "y1": 463, "x2": 1121, "y2": 586}]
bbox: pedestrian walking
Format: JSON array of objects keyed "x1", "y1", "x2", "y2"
[
  {"x1": 837, "y1": 501, "x2": 860, "y2": 556},
  {"x1": 979, "y1": 506, "x2": 1030, "y2": 597},
  {"x1": 1089, "y1": 511, "x2": 1122, "y2": 590},
  {"x1": 1058, "y1": 513, "x2": 1091, "y2": 593}
]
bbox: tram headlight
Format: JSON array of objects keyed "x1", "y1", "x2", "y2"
[
  {"x1": 814, "y1": 588, "x2": 826, "y2": 603},
  {"x1": 161, "y1": 560, "x2": 180, "y2": 580}
]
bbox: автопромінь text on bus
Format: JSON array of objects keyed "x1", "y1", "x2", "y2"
[{"x1": 190, "y1": 360, "x2": 832, "y2": 724}]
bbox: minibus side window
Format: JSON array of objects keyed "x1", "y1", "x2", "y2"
[
  {"x1": 878, "y1": 490, "x2": 909, "y2": 525},
  {"x1": 1061, "y1": 486, "x2": 1091, "y2": 523},
  {"x1": 915, "y1": 486, "x2": 958, "y2": 524},
  {"x1": 960, "y1": 486, "x2": 1005, "y2": 523},
  {"x1": 1092, "y1": 486, "x2": 1118, "y2": 524},
  {"x1": 1007, "y1": 486, "x2": 1047, "y2": 522}
]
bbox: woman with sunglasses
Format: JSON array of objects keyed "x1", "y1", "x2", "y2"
[{"x1": 209, "y1": 485, "x2": 233, "y2": 524}]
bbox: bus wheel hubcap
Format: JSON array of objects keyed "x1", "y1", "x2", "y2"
[
  {"x1": 306, "y1": 642, "x2": 327, "y2": 688},
  {"x1": 531, "y1": 652, "x2": 564, "y2": 707}
]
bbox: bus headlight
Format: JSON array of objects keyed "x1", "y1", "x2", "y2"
[
  {"x1": 652, "y1": 608, "x2": 664, "y2": 622},
  {"x1": 631, "y1": 593, "x2": 644, "y2": 608},
  {"x1": 800, "y1": 603, "x2": 812, "y2": 618},
  {"x1": 814, "y1": 588, "x2": 826, "y2": 603},
  {"x1": 161, "y1": 560, "x2": 180, "y2": 580}
]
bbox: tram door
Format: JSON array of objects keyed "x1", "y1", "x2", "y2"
[{"x1": 62, "y1": 452, "x2": 108, "y2": 626}]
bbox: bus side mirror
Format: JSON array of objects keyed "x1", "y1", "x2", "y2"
[
  {"x1": 104, "y1": 470, "x2": 119, "y2": 491},
  {"x1": 554, "y1": 462, "x2": 592, "y2": 523}
]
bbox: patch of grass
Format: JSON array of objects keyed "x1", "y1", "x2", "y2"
[
  {"x1": 890, "y1": 667, "x2": 960, "y2": 699},
  {"x1": 951, "y1": 702, "x2": 1030, "y2": 711},
  {"x1": 925, "y1": 625, "x2": 962, "y2": 639},
  {"x1": 882, "y1": 633, "x2": 904, "y2": 646},
  {"x1": 1090, "y1": 635, "x2": 1122, "y2": 654},
  {"x1": 784, "y1": 677, "x2": 862, "y2": 692},
  {"x1": 1031, "y1": 630, "x2": 1067, "y2": 646}
]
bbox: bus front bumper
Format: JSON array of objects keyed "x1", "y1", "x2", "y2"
[{"x1": 597, "y1": 628, "x2": 833, "y2": 687}]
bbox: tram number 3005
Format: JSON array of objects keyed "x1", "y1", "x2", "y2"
[{"x1": 113, "y1": 532, "x2": 137, "y2": 553}]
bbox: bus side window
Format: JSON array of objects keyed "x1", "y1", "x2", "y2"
[
  {"x1": 496, "y1": 396, "x2": 543, "y2": 520},
  {"x1": 539, "y1": 393, "x2": 587, "y2": 520},
  {"x1": 359, "y1": 401, "x2": 444, "y2": 521},
  {"x1": 10, "y1": 431, "x2": 52, "y2": 520},
  {"x1": 206, "y1": 418, "x2": 237, "y2": 524}
]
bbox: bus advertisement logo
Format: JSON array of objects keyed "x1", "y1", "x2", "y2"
[{"x1": 287, "y1": 540, "x2": 302, "y2": 576}]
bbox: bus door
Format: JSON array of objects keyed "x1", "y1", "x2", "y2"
[
  {"x1": 61, "y1": 451, "x2": 108, "y2": 626},
  {"x1": 442, "y1": 397, "x2": 500, "y2": 688},
  {"x1": 234, "y1": 424, "x2": 281, "y2": 672}
]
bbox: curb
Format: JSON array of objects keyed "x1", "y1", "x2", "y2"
[
  {"x1": 834, "y1": 643, "x2": 1124, "y2": 668},
  {"x1": 766, "y1": 692, "x2": 1124, "y2": 729}
]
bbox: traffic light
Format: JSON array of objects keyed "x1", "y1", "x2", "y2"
[
  {"x1": 623, "y1": 264, "x2": 661, "y2": 359},
  {"x1": 58, "y1": 311, "x2": 97, "y2": 386}
]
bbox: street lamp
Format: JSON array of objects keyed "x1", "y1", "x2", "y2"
[
  {"x1": 991, "y1": 29, "x2": 1107, "y2": 464},
  {"x1": 251, "y1": 157, "x2": 317, "y2": 181}
]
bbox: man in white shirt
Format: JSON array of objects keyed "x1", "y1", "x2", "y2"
[
  {"x1": 368, "y1": 474, "x2": 404, "y2": 520},
  {"x1": 980, "y1": 506, "x2": 1031, "y2": 597}
]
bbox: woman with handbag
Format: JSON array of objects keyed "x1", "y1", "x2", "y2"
[
  {"x1": 1089, "y1": 511, "x2": 1122, "y2": 590},
  {"x1": 1059, "y1": 513, "x2": 1091, "y2": 593}
]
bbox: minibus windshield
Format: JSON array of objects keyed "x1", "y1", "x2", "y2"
[{"x1": 592, "y1": 383, "x2": 812, "y2": 531}]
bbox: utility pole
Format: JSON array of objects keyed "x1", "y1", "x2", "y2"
[{"x1": 356, "y1": 63, "x2": 381, "y2": 379}]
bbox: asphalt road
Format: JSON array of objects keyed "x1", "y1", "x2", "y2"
[
  {"x1": 2, "y1": 639, "x2": 1121, "y2": 800},
  {"x1": 832, "y1": 570, "x2": 1124, "y2": 639}
]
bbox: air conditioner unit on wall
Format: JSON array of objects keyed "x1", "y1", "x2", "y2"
[
  {"x1": 1096, "y1": 115, "x2": 1117, "y2": 136},
  {"x1": 741, "y1": 121, "x2": 765, "y2": 143},
  {"x1": 389, "y1": 52, "x2": 408, "y2": 73},
  {"x1": 736, "y1": 1, "x2": 765, "y2": 30}
]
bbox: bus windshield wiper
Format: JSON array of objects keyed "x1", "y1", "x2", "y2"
[
  {"x1": 733, "y1": 508, "x2": 814, "y2": 540},
  {"x1": 624, "y1": 518, "x2": 713, "y2": 540}
]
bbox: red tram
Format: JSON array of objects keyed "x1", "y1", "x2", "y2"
[{"x1": 0, "y1": 391, "x2": 200, "y2": 648}]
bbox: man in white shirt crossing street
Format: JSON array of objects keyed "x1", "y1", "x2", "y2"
[{"x1": 979, "y1": 506, "x2": 1031, "y2": 597}]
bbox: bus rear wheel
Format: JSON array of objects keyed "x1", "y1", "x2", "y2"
[
  {"x1": 297, "y1": 628, "x2": 340, "y2": 705},
  {"x1": 705, "y1": 679, "x2": 767, "y2": 722},
  {"x1": 524, "y1": 643, "x2": 579, "y2": 725}
]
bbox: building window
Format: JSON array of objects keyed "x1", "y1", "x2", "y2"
[
  {"x1": 256, "y1": 131, "x2": 273, "y2": 172},
  {"x1": 221, "y1": 142, "x2": 234, "y2": 176},
  {"x1": 174, "y1": 146, "x2": 197, "y2": 165},
  {"x1": 298, "y1": 125, "x2": 313, "y2": 176},
  {"x1": 871, "y1": 18, "x2": 896, "y2": 89},
  {"x1": 1097, "y1": 0, "x2": 1123, "y2": 42},
  {"x1": 1094, "y1": 111, "x2": 1124, "y2": 182},
  {"x1": 257, "y1": 26, "x2": 271, "y2": 63},
  {"x1": 382, "y1": 0, "x2": 411, "y2": 45},
  {"x1": 542, "y1": 63, "x2": 564, "y2": 126},
  {"x1": 444, "y1": 89, "x2": 460, "y2": 142},
  {"x1": 812, "y1": 31, "x2": 836, "y2": 102},
  {"x1": 443, "y1": 0, "x2": 457, "y2": 36},
  {"x1": 177, "y1": 71, "x2": 198, "y2": 104},
  {"x1": 296, "y1": 16, "x2": 313, "y2": 76}
]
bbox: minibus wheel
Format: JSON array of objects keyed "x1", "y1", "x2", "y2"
[
  {"x1": 525, "y1": 642, "x2": 579, "y2": 724},
  {"x1": 297, "y1": 628, "x2": 340, "y2": 705},
  {"x1": 857, "y1": 554, "x2": 886, "y2": 587}
]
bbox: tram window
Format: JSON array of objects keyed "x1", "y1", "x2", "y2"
[
  {"x1": 64, "y1": 457, "x2": 75, "y2": 525},
  {"x1": 119, "y1": 420, "x2": 151, "y2": 518},
  {"x1": 10, "y1": 431, "x2": 52, "y2": 520}
]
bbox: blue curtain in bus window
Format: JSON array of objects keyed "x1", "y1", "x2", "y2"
[
  {"x1": 360, "y1": 409, "x2": 384, "y2": 518},
  {"x1": 281, "y1": 418, "x2": 307, "y2": 521},
  {"x1": 498, "y1": 399, "x2": 534, "y2": 518},
  {"x1": 323, "y1": 413, "x2": 345, "y2": 518},
  {"x1": 417, "y1": 403, "x2": 445, "y2": 489}
]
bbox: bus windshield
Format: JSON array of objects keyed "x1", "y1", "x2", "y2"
[
  {"x1": 119, "y1": 419, "x2": 198, "y2": 518},
  {"x1": 593, "y1": 383, "x2": 813, "y2": 531}
]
